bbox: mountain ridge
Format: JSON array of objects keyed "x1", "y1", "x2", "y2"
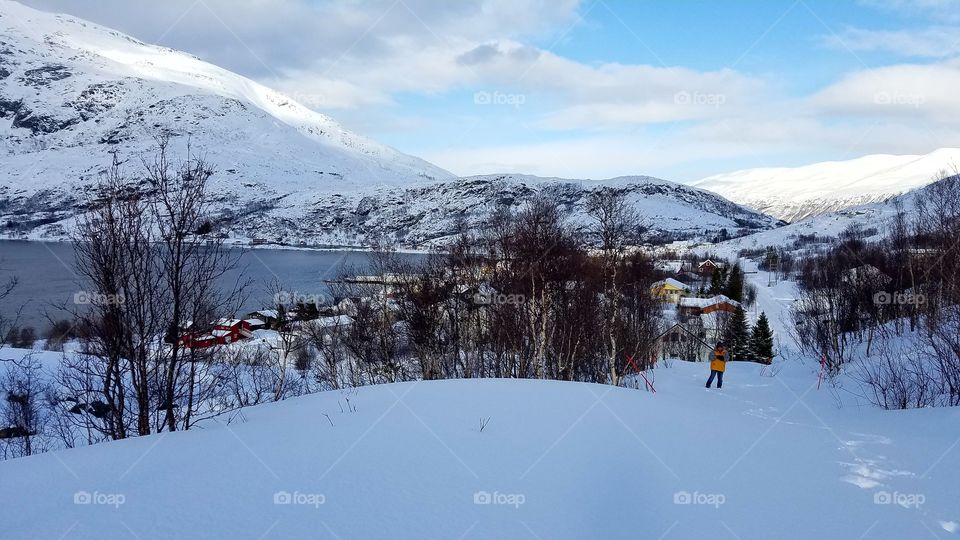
[
  {"x1": 690, "y1": 148, "x2": 960, "y2": 222},
  {"x1": 0, "y1": 0, "x2": 781, "y2": 248}
]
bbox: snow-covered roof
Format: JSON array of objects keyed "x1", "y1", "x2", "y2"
[
  {"x1": 211, "y1": 329, "x2": 232, "y2": 337},
  {"x1": 652, "y1": 278, "x2": 691, "y2": 291},
  {"x1": 679, "y1": 294, "x2": 740, "y2": 308},
  {"x1": 244, "y1": 318, "x2": 266, "y2": 326},
  {"x1": 655, "y1": 260, "x2": 684, "y2": 273},
  {"x1": 295, "y1": 315, "x2": 355, "y2": 331},
  {"x1": 252, "y1": 309, "x2": 279, "y2": 319},
  {"x1": 317, "y1": 315, "x2": 353, "y2": 328}
]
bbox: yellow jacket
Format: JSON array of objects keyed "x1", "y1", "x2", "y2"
[{"x1": 710, "y1": 348, "x2": 727, "y2": 372}]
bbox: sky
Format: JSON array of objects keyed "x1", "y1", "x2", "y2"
[{"x1": 18, "y1": 0, "x2": 960, "y2": 181}]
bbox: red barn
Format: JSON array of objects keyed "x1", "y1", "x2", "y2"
[{"x1": 211, "y1": 319, "x2": 254, "y2": 344}]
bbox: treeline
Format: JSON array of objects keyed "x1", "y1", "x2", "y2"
[
  {"x1": 792, "y1": 171, "x2": 960, "y2": 408},
  {"x1": 309, "y1": 191, "x2": 664, "y2": 388}
]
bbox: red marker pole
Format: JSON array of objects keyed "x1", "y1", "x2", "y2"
[{"x1": 626, "y1": 353, "x2": 656, "y2": 394}]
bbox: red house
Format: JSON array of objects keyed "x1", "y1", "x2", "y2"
[
  {"x1": 678, "y1": 295, "x2": 741, "y2": 318},
  {"x1": 211, "y1": 319, "x2": 254, "y2": 344},
  {"x1": 698, "y1": 260, "x2": 721, "y2": 276},
  {"x1": 179, "y1": 319, "x2": 254, "y2": 349}
]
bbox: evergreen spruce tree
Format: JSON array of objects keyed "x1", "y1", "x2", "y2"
[
  {"x1": 724, "y1": 306, "x2": 751, "y2": 361},
  {"x1": 724, "y1": 263, "x2": 744, "y2": 302},
  {"x1": 709, "y1": 267, "x2": 726, "y2": 295},
  {"x1": 750, "y1": 312, "x2": 775, "y2": 363}
]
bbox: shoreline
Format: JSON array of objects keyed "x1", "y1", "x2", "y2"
[{"x1": 0, "y1": 237, "x2": 434, "y2": 256}]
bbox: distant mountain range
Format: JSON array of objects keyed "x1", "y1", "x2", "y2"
[
  {"x1": 2, "y1": 1, "x2": 954, "y2": 248},
  {"x1": 691, "y1": 148, "x2": 960, "y2": 223},
  {"x1": 0, "y1": 0, "x2": 779, "y2": 247}
]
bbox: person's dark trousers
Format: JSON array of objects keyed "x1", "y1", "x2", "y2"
[{"x1": 706, "y1": 370, "x2": 723, "y2": 388}]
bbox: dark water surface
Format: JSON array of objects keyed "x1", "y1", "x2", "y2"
[{"x1": 0, "y1": 240, "x2": 409, "y2": 327}]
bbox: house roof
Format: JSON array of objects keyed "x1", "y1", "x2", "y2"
[
  {"x1": 655, "y1": 260, "x2": 684, "y2": 273},
  {"x1": 311, "y1": 315, "x2": 354, "y2": 328},
  {"x1": 652, "y1": 277, "x2": 691, "y2": 291},
  {"x1": 244, "y1": 318, "x2": 266, "y2": 326},
  {"x1": 679, "y1": 294, "x2": 741, "y2": 308},
  {"x1": 294, "y1": 315, "x2": 355, "y2": 331}
]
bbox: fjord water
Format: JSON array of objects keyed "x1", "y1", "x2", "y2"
[{"x1": 0, "y1": 240, "x2": 396, "y2": 327}]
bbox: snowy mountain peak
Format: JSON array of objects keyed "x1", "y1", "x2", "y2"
[
  {"x1": 690, "y1": 148, "x2": 960, "y2": 222},
  {"x1": 0, "y1": 0, "x2": 453, "y2": 186}
]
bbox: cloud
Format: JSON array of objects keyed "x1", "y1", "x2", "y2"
[
  {"x1": 426, "y1": 116, "x2": 960, "y2": 181},
  {"x1": 20, "y1": 0, "x2": 582, "y2": 75},
  {"x1": 14, "y1": 0, "x2": 960, "y2": 180},
  {"x1": 810, "y1": 62, "x2": 960, "y2": 120},
  {"x1": 857, "y1": 0, "x2": 960, "y2": 21},
  {"x1": 824, "y1": 25, "x2": 960, "y2": 58}
]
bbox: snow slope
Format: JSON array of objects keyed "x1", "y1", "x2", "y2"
[
  {"x1": 1, "y1": 360, "x2": 958, "y2": 539},
  {"x1": 706, "y1": 170, "x2": 960, "y2": 259},
  {"x1": 691, "y1": 149, "x2": 960, "y2": 222}
]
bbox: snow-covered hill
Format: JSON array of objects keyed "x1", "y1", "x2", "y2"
[
  {"x1": 243, "y1": 174, "x2": 782, "y2": 248},
  {"x1": 691, "y1": 149, "x2": 960, "y2": 223},
  {"x1": 1, "y1": 358, "x2": 957, "y2": 539},
  {"x1": 708, "y1": 173, "x2": 959, "y2": 258},
  {"x1": 0, "y1": 0, "x2": 780, "y2": 247}
]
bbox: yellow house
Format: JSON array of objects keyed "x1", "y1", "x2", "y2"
[{"x1": 650, "y1": 278, "x2": 692, "y2": 304}]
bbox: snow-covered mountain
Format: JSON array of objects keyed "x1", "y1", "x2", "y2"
[
  {"x1": 709, "y1": 173, "x2": 959, "y2": 258},
  {"x1": 0, "y1": 1, "x2": 780, "y2": 248},
  {"x1": 0, "y1": 0, "x2": 453, "y2": 233},
  {"x1": 691, "y1": 148, "x2": 960, "y2": 223},
  {"x1": 240, "y1": 174, "x2": 782, "y2": 248}
]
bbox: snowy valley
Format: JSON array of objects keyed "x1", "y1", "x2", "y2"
[{"x1": 1, "y1": 1, "x2": 960, "y2": 539}]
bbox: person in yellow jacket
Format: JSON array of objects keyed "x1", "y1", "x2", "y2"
[{"x1": 706, "y1": 342, "x2": 727, "y2": 389}]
